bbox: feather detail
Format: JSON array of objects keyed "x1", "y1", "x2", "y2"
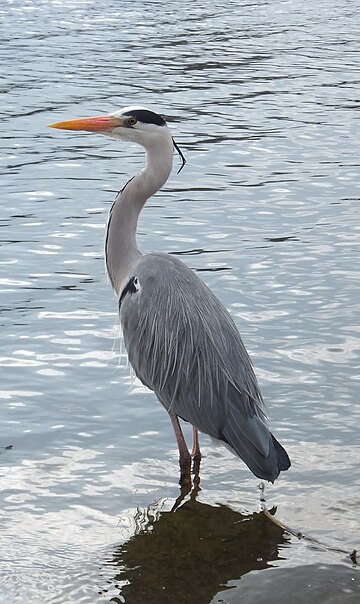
[{"x1": 119, "y1": 252, "x2": 290, "y2": 481}]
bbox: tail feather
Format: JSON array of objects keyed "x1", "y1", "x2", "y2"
[
  {"x1": 220, "y1": 414, "x2": 291, "y2": 482},
  {"x1": 271, "y1": 434, "x2": 291, "y2": 472}
]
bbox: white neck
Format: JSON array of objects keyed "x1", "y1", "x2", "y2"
[{"x1": 105, "y1": 137, "x2": 174, "y2": 296}]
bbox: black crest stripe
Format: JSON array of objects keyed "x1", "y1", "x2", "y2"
[{"x1": 123, "y1": 109, "x2": 166, "y2": 126}]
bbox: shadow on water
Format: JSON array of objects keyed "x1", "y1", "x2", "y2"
[{"x1": 100, "y1": 478, "x2": 288, "y2": 604}]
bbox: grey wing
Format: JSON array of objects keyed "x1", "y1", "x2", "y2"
[{"x1": 120, "y1": 253, "x2": 289, "y2": 481}]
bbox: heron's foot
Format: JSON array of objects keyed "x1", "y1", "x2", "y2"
[
  {"x1": 172, "y1": 472, "x2": 199, "y2": 511},
  {"x1": 191, "y1": 455, "x2": 201, "y2": 479},
  {"x1": 179, "y1": 469, "x2": 192, "y2": 486},
  {"x1": 178, "y1": 450, "x2": 192, "y2": 485},
  {"x1": 191, "y1": 445, "x2": 201, "y2": 478}
]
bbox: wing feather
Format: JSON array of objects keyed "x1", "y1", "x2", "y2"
[{"x1": 120, "y1": 252, "x2": 289, "y2": 481}]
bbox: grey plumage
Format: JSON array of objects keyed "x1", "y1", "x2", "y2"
[
  {"x1": 120, "y1": 253, "x2": 290, "y2": 482},
  {"x1": 50, "y1": 104, "x2": 290, "y2": 482}
]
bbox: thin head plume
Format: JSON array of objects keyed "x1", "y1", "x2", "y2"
[{"x1": 172, "y1": 138, "x2": 186, "y2": 174}]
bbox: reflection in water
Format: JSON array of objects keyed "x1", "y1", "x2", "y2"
[{"x1": 102, "y1": 480, "x2": 287, "y2": 604}]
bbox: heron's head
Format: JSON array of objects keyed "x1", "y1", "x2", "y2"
[
  {"x1": 49, "y1": 106, "x2": 170, "y2": 148},
  {"x1": 49, "y1": 105, "x2": 186, "y2": 170}
]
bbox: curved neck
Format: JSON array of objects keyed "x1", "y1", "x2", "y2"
[{"x1": 105, "y1": 140, "x2": 173, "y2": 295}]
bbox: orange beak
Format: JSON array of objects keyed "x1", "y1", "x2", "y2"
[{"x1": 48, "y1": 115, "x2": 123, "y2": 132}]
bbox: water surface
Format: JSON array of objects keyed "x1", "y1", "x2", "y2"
[{"x1": 1, "y1": 0, "x2": 359, "y2": 602}]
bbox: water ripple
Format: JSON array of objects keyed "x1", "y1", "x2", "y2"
[{"x1": 1, "y1": 0, "x2": 359, "y2": 601}]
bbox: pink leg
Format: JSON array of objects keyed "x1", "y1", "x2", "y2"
[
  {"x1": 169, "y1": 412, "x2": 191, "y2": 481},
  {"x1": 191, "y1": 427, "x2": 201, "y2": 477},
  {"x1": 191, "y1": 427, "x2": 201, "y2": 461}
]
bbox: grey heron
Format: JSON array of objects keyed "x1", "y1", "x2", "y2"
[{"x1": 49, "y1": 106, "x2": 291, "y2": 483}]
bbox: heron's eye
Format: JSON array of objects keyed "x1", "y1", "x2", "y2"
[{"x1": 128, "y1": 116, "x2": 137, "y2": 127}]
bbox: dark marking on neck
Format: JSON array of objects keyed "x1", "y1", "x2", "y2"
[{"x1": 119, "y1": 276, "x2": 138, "y2": 308}]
